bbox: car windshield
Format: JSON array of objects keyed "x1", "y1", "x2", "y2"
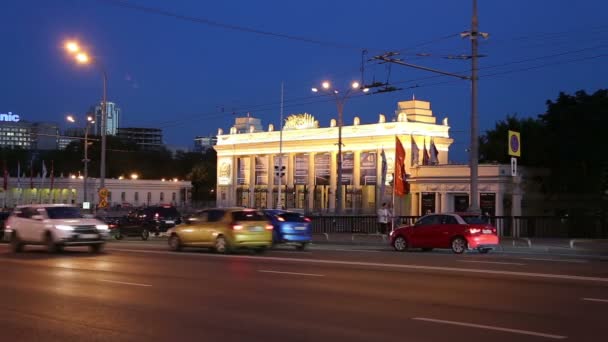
[
  {"x1": 46, "y1": 207, "x2": 83, "y2": 219},
  {"x1": 232, "y1": 210, "x2": 266, "y2": 221},
  {"x1": 461, "y1": 216, "x2": 488, "y2": 224},
  {"x1": 277, "y1": 212, "x2": 308, "y2": 222}
]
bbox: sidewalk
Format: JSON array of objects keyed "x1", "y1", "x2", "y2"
[{"x1": 312, "y1": 233, "x2": 608, "y2": 256}]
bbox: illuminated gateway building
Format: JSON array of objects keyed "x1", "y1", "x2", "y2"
[{"x1": 214, "y1": 99, "x2": 542, "y2": 217}]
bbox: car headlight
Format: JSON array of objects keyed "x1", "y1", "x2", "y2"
[
  {"x1": 55, "y1": 225, "x2": 74, "y2": 231},
  {"x1": 96, "y1": 224, "x2": 109, "y2": 231}
]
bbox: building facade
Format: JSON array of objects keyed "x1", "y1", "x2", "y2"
[
  {"x1": 214, "y1": 99, "x2": 536, "y2": 217},
  {"x1": 117, "y1": 127, "x2": 163, "y2": 151},
  {"x1": 193, "y1": 135, "x2": 218, "y2": 152},
  {"x1": 93, "y1": 101, "x2": 121, "y2": 135},
  {"x1": 0, "y1": 113, "x2": 58, "y2": 150},
  {"x1": 0, "y1": 176, "x2": 192, "y2": 208}
]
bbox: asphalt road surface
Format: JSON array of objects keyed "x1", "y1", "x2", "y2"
[{"x1": 0, "y1": 241, "x2": 607, "y2": 342}]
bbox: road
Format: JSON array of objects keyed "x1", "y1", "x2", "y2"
[{"x1": 0, "y1": 241, "x2": 607, "y2": 341}]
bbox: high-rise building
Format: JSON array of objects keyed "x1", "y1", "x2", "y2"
[
  {"x1": 92, "y1": 101, "x2": 121, "y2": 135},
  {"x1": 193, "y1": 135, "x2": 217, "y2": 152},
  {"x1": 0, "y1": 111, "x2": 58, "y2": 150},
  {"x1": 117, "y1": 127, "x2": 163, "y2": 151}
]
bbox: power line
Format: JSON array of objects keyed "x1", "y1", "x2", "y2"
[{"x1": 95, "y1": 0, "x2": 369, "y2": 51}]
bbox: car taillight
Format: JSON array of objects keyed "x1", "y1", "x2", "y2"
[
  {"x1": 155, "y1": 213, "x2": 160, "y2": 218},
  {"x1": 265, "y1": 225, "x2": 273, "y2": 230},
  {"x1": 277, "y1": 216, "x2": 285, "y2": 222},
  {"x1": 304, "y1": 217, "x2": 311, "y2": 222},
  {"x1": 468, "y1": 228, "x2": 481, "y2": 234},
  {"x1": 232, "y1": 224, "x2": 243, "y2": 230}
]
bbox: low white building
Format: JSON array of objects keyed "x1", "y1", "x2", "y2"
[{"x1": 0, "y1": 176, "x2": 192, "y2": 209}]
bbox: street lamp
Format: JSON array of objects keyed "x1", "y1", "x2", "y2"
[
  {"x1": 64, "y1": 39, "x2": 109, "y2": 205},
  {"x1": 312, "y1": 80, "x2": 369, "y2": 214},
  {"x1": 66, "y1": 114, "x2": 95, "y2": 208}
]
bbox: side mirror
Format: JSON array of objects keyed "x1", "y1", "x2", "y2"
[{"x1": 32, "y1": 215, "x2": 44, "y2": 221}]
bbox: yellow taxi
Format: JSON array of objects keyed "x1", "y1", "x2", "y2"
[{"x1": 168, "y1": 208, "x2": 273, "y2": 253}]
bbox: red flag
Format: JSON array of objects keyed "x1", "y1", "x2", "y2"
[
  {"x1": 422, "y1": 138, "x2": 430, "y2": 165},
  {"x1": 50, "y1": 160, "x2": 55, "y2": 190},
  {"x1": 2, "y1": 161, "x2": 7, "y2": 191},
  {"x1": 394, "y1": 137, "x2": 409, "y2": 196}
]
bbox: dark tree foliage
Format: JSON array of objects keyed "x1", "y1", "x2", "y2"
[{"x1": 480, "y1": 89, "x2": 608, "y2": 196}]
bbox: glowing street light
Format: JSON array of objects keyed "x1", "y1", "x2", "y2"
[
  {"x1": 130, "y1": 173, "x2": 139, "y2": 180},
  {"x1": 311, "y1": 80, "x2": 369, "y2": 214},
  {"x1": 63, "y1": 39, "x2": 109, "y2": 208}
]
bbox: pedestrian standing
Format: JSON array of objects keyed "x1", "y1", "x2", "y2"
[{"x1": 377, "y1": 202, "x2": 389, "y2": 234}]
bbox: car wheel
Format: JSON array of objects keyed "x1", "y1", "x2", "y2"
[
  {"x1": 89, "y1": 244, "x2": 104, "y2": 254},
  {"x1": 214, "y1": 236, "x2": 229, "y2": 254},
  {"x1": 141, "y1": 229, "x2": 150, "y2": 241},
  {"x1": 10, "y1": 232, "x2": 23, "y2": 253},
  {"x1": 393, "y1": 236, "x2": 408, "y2": 252},
  {"x1": 451, "y1": 237, "x2": 467, "y2": 254},
  {"x1": 478, "y1": 248, "x2": 490, "y2": 254},
  {"x1": 296, "y1": 242, "x2": 308, "y2": 251},
  {"x1": 168, "y1": 234, "x2": 182, "y2": 252},
  {"x1": 421, "y1": 247, "x2": 433, "y2": 252},
  {"x1": 45, "y1": 232, "x2": 58, "y2": 253}
]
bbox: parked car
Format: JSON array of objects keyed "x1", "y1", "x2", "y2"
[
  {"x1": 5, "y1": 204, "x2": 109, "y2": 253},
  {"x1": 0, "y1": 211, "x2": 11, "y2": 242},
  {"x1": 168, "y1": 208, "x2": 273, "y2": 253},
  {"x1": 113, "y1": 205, "x2": 182, "y2": 240},
  {"x1": 263, "y1": 209, "x2": 312, "y2": 250},
  {"x1": 389, "y1": 213, "x2": 499, "y2": 254}
]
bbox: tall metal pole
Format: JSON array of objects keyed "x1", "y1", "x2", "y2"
[
  {"x1": 336, "y1": 99, "x2": 344, "y2": 215},
  {"x1": 277, "y1": 82, "x2": 284, "y2": 209},
  {"x1": 100, "y1": 67, "x2": 108, "y2": 191},
  {"x1": 469, "y1": 0, "x2": 480, "y2": 213},
  {"x1": 83, "y1": 123, "x2": 89, "y2": 206}
]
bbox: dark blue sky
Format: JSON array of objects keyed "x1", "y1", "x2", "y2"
[{"x1": 1, "y1": 0, "x2": 607, "y2": 161}]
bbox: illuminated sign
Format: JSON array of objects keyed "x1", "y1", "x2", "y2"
[
  {"x1": 0, "y1": 112, "x2": 20, "y2": 122},
  {"x1": 283, "y1": 113, "x2": 318, "y2": 130},
  {"x1": 218, "y1": 158, "x2": 233, "y2": 185}
]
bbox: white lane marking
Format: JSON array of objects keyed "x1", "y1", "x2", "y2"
[
  {"x1": 412, "y1": 317, "x2": 567, "y2": 340},
  {"x1": 522, "y1": 257, "x2": 588, "y2": 264},
  {"x1": 258, "y1": 270, "x2": 324, "y2": 277},
  {"x1": 315, "y1": 248, "x2": 380, "y2": 253},
  {"x1": 99, "y1": 279, "x2": 152, "y2": 287},
  {"x1": 458, "y1": 260, "x2": 525, "y2": 266},
  {"x1": 107, "y1": 248, "x2": 608, "y2": 284},
  {"x1": 582, "y1": 297, "x2": 608, "y2": 303}
]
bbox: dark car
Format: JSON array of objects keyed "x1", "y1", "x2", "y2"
[
  {"x1": 114, "y1": 205, "x2": 182, "y2": 240},
  {"x1": 0, "y1": 211, "x2": 11, "y2": 241},
  {"x1": 263, "y1": 209, "x2": 312, "y2": 250}
]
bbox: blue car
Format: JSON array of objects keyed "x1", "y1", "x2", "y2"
[{"x1": 264, "y1": 210, "x2": 312, "y2": 250}]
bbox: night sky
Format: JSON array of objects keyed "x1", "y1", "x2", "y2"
[{"x1": 1, "y1": 0, "x2": 606, "y2": 162}]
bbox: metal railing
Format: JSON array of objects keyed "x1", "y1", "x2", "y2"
[{"x1": 310, "y1": 215, "x2": 608, "y2": 239}]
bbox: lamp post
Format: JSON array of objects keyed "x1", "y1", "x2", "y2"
[
  {"x1": 312, "y1": 81, "x2": 369, "y2": 214},
  {"x1": 66, "y1": 114, "x2": 95, "y2": 208},
  {"x1": 64, "y1": 40, "x2": 109, "y2": 205}
]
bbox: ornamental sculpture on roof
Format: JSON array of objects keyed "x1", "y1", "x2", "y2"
[{"x1": 283, "y1": 113, "x2": 319, "y2": 130}]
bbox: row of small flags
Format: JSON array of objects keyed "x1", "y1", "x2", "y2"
[
  {"x1": 2, "y1": 160, "x2": 55, "y2": 191},
  {"x1": 381, "y1": 135, "x2": 440, "y2": 196}
]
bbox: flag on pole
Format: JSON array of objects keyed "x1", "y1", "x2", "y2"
[
  {"x1": 394, "y1": 136, "x2": 409, "y2": 196},
  {"x1": 42, "y1": 160, "x2": 47, "y2": 179},
  {"x1": 30, "y1": 159, "x2": 34, "y2": 189},
  {"x1": 50, "y1": 160, "x2": 55, "y2": 190},
  {"x1": 422, "y1": 138, "x2": 430, "y2": 165},
  {"x1": 17, "y1": 161, "x2": 21, "y2": 189},
  {"x1": 380, "y1": 148, "x2": 387, "y2": 199},
  {"x1": 430, "y1": 138, "x2": 439, "y2": 165},
  {"x1": 411, "y1": 135, "x2": 419, "y2": 166},
  {"x1": 2, "y1": 161, "x2": 7, "y2": 191}
]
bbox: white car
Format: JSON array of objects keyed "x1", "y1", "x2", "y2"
[{"x1": 5, "y1": 204, "x2": 110, "y2": 253}]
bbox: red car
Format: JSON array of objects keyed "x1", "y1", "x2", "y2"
[{"x1": 389, "y1": 213, "x2": 499, "y2": 254}]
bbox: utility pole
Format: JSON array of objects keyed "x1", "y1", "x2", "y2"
[
  {"x1": 371, "y1": 0, "x2": 487, "y2": 214},
  {"x1": 277, "y1": 82, "x2": 284, "y2": 209}
]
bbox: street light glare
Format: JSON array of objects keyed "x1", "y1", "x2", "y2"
[
  {"x1": 352, "y1": 82, "x2": 360, "y2": 89},
  {"x1": 75, "y1": 52, "x2": 89, "y2": 64},
  {"x1": 65, "y1": 41, "x2": 80, "y2": 53},
  {"x1": 66, "y1": 115, "x2": 75, "y2": 123},
  {"x1": 322, "y1": 81, "x2": 330, "y2": 89},
  {"x1": 87, "y1": 116, "x2": 94, "y2": 122},
  {"x1": 131, "y1": 173, "x2": 139, "y2": 180},
  {"x1": 363, "y1": 88, "x2": 370, "y2": 93},
  {"x1": 311, "y1": 87, "x2": 318, "y2": 93}
]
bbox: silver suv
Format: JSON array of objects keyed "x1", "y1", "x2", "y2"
[{"x1": 5, "y1": 204, "x2": 109, "y2": 253}]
